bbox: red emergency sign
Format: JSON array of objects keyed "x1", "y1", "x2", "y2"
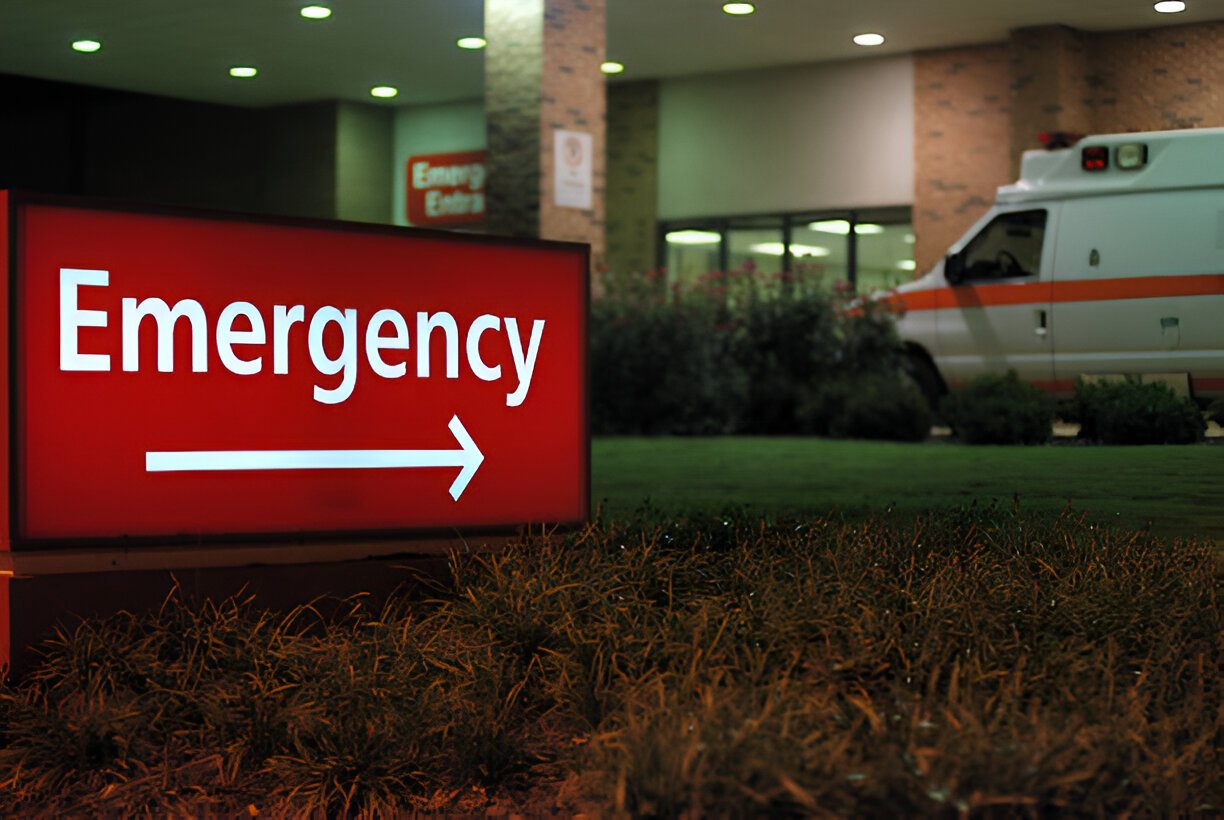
[{"x1": 3, "y1": 193, "x2": 589, "y2": 544}]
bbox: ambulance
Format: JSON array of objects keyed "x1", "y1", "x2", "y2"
[{"x1": 890, "y1": 127, "x2": 1224, "y2": 406}]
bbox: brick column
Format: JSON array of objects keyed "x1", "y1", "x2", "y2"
[
  {"x1": 1008, "y1": 26, "x2": 1092, "y2": 177},
  {"x1": 606, "y1": 80, "x2": 659, "y2": 279},
  {"x1": 912, "y1": 46, "x2": 1012, "y2": 274},
  {"x1": 484, "y1": 0, "x2": 606, "y2": 266}
]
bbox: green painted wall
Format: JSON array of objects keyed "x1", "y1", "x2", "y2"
[
  {"x1": 391, "y1": 99, "x2": 486, "y2": 226},
  {"x1": 336, "y1": 101, "x2": 394, "y2": 224}
]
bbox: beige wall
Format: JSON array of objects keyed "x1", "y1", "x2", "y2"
[{"x1": 657, "y1": 56, "x2": 915, "y2": 220}]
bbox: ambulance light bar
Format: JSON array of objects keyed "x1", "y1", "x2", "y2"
[{"x1": 1081, "y1": 142, "x2": 1148, "y2": 172}]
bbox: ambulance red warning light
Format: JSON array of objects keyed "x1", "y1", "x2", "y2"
[{"x1": 4, "y1": 193, "x2": 589, "y2": 544}]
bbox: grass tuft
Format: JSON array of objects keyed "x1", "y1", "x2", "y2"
[{"x1": 1, "y1": 509, "x2": 1220, "y2": 814}]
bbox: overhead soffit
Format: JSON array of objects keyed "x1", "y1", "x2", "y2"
[{"x1": 0, "y1": 0, "x2": 1220, "y2": 107}]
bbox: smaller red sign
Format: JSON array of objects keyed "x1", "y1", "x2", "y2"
[{"x1": 406, "y1": 150, "x2": 486, "y2": 226}]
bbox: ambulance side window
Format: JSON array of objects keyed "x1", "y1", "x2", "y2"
[{"x1": 958, "y1": 209, "x2": 1048, "y2": 282}]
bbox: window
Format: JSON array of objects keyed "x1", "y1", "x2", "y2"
[
  {"x1": 853, "y1": 223, "x2": 917, "y2": 292},
  {"x1": 727, "y1": 218, "x2": 784, "y2": 274},
  {"x1": 662, "y1": 227, "x2": 722, "y2": 281},
  {"x1": 958, "y1": 209, "x2": 1047, "y2": 282},
  {"x1": 659, "y1": 207, "x2": 913, "y2": 293}
]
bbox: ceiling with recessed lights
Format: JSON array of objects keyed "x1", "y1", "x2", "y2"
[{"x1": 0, "y1": 0, "x2": 1219, "y2": 108}]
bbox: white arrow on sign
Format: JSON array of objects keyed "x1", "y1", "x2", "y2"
[{"x1": 145, "y1": 414, "x2": 485, "y2": 501}]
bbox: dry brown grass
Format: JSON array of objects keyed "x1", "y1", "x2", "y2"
[{"x1": 1, "y1": 506, "x2": 1220, "y2": 815}]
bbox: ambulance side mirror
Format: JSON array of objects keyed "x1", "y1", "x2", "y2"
[{"x1": 945, "y1": 252, "x2": 965, "y2": 285}]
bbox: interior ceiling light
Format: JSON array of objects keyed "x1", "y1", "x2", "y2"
[
  {"x1": 1153, "y1": 1, "x2": 1186, "y2": 11},
  {"x1": 750, "y1": 242, "x2": 830, "y2": 257},
  {"x1": 71, "y1": 39, "x2": 102, "y2": 53},
  {"x1": 457, "y1": 36, "x2": 487, "y2": 49},
  {"x1": 666, "y1": 230, "x2": 720, "y2": 245},
  {"x1": 722, "y1": 3, "x2": 756, "y2": 16},
  {"x1": 896, "y1": 260, "x2": 917, "y2": 270},
  {"x1": 601, "y1": 61, "x2": 625, "y2": 75},
  {"x1": 229, "y1": 66, "x2": 258, "y2": 78},
  {"x1": 370, "y1": 86, "x2": 399, "y2": 99},
  {"x1": 853, "y1": 33, "x2": 886, "y2": 46},
  {"x1": 808, "y1": 220, "x2": 883, "y2": 235},
  {"x1": 300, "y1": 5, "x2": 332, "y2": 19}
]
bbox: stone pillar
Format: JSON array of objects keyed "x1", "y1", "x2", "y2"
[
  {"x1": 1008, "y1": 26, "x2": 1092, "y2": 177},
  {"x1": 484, "y1": 0, "x2": 606, "y2": 266},
  {"x1": 484, "y1": 0, "x2": 544, "y2": 239}
]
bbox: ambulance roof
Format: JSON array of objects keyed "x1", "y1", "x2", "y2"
[{"x1": 996, "y1": 127, "x2": 1224, "y2": 205}]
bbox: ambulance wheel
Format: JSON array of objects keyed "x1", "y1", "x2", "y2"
[{"x1": 901, "y1": 351, "x2": 945, "y2": 414}]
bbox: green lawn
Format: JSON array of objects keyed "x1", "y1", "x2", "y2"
[{"x1": 592, "y1": 437, "x2": 1224, "y2": 543}]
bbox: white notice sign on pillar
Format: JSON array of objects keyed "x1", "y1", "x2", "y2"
[{"x1": 553, "y1": 129, "x2": 593, "y2": 210}]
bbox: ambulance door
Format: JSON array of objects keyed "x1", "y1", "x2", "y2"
[
  {"x1": 935, "y1": 206, "x2": 1057, "y2": 389},
  {"x1": 1052, "y1": 191, "x2": 1224, "y2": 390}
]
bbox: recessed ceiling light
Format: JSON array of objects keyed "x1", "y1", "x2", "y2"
[
  {"x1": 300, "y1": 5, "x2": 332, "y2": 19},
  {"x1": 722, "y1": 3, "x2": 756, "y2": 16},
  {"x1": 853, "y1": 33, "x2": 886, "y2": 47},
  {"x1": 896, "y1": 260, "x2": 917, "y2": 271},
  {"x1": 666, "y1": 230, "x2": 721, "y2": 245},
  {"x1": 808, "y1": 220, "x2": 883, "y2": 235},
  {"x1": 750, "y1": 242, "x2": 830, "y2": 257},
  {"x1": 457, "y1": 36, "x2": 487, "y2": 49},
  {"x1": 71, "y1": 39, "x2": 102, "y2": 53},
  {"x1": 370, "y1": 86, "x2": 399, "y2": 99},
  {"x1": 601, "y1": 61, "x2": 625, "y2": 75},
  {"x1": 1153, "y1": 0, "x2": 1185, "y2": 11},
  {"x1": 229, "y1": 66, "x2": 258, "y2": 78}
]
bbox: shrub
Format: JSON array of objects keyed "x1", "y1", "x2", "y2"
[
  {"x1": 941, "y1": 371, "x2": 1054, "y2": 445},
  {"x1": 794, "y1": 377, "x2": 848, "y2": 436},
  {"x1": 1074, "y1": 379, "x2": 1205, "y2": 445},
  {"x1": 734, "y1": 287, "x2": 841, "y2": 434},
  {"x1": 806, "y1": 372, "x2": 932, "y2": 442},
  {"x1": 590, "y1": 290, "x2": 748, "y2": 435},
  {"x1": 590, "y1": 265, "x2": 909, "y2": 435},
  {"x1": 836, "y1": 300, "x2": 907, "y2": 376}
]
